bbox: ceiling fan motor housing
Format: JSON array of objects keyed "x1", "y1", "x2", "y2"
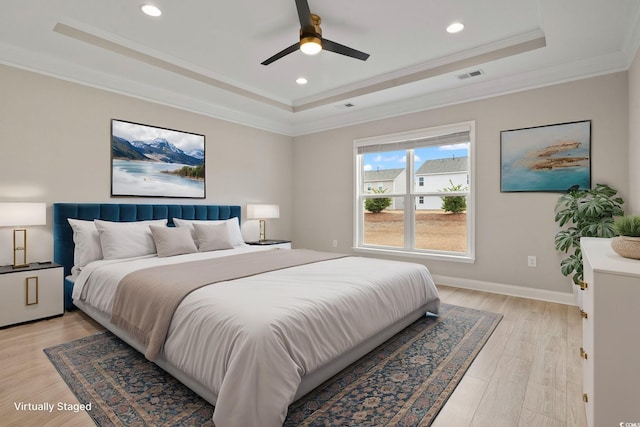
[{"x1": 261, "y1": 1, "x2": 369, "y2": 65}]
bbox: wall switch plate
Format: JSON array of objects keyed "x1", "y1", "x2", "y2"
[{"x1": 528, "y1": 256, "x2": 537, "y2": 267}]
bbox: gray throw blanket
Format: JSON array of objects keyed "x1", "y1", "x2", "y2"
[{"x1": 110, "y1": 249, "x2": 348, "y2": 360}]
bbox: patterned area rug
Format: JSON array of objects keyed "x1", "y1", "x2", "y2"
[{"x1": 44, "y1": 304, "x2": 501, "y2": 426}]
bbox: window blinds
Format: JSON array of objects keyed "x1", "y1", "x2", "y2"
[{"x1": 356, "y1": 131, "x2": 470, "y2": 154}]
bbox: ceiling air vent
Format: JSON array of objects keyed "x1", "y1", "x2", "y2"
[
  {"x1": 457, "y1": 69, "x2": 484, "y2": 80},
  {"x1": 335, "y1": 102, "x2": 356, "y2": 109}
]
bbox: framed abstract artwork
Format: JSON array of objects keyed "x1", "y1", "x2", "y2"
[
  {"x1": 111, "y1": 119, "x2": 205, "y2": 198},
  {"x1": 500, "y1": 120, "x2": 591, "y2": 192}
]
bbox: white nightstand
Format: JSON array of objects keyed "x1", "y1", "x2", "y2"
[
  {"x1": 245, "y1": 239, "x2": 292, "y2": 249},
  {"x1": 0, "y1": 262, "x2": 64, "y2": 328}
]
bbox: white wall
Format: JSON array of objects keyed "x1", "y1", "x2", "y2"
[
  {"x1": 0, "y1": 64, "x2": 294, "y2": 266},
  {"x1": 629, "y1": 49, "x2": 640, "y2": 215},
  {"x1": 292, "y1": 73, "x2": 629, "y2": 297}
]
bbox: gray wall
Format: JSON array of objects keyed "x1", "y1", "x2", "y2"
[
  {"x1": 0, "y1": 63, "x2": 632, "y2": 299},
  {"x1": 629, "y1": 48, "x2": 640, "y2": 215},
  {"x1": 292, "y1": 72, "x2": 629, "y2": 296},
  {"x1": 0, "y1": 64, "x2": 294, "y2": 265}
]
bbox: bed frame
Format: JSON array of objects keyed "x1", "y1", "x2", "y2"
[{"x1": 52, "y1": 202, "x2": 429, "y2": 406}]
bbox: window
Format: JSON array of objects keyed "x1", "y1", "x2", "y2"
[{"x1": 354, "y1": 121, "x2": 475, "y2": 262}]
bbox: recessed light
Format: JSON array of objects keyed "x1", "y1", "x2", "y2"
[
  {"x1": 446, "y1": 22, "x2": 464, "y2": 33},
  {"x1": 296, "y1": 77, "x2": 308, "y2": 85},
  {"x1": 141, "y1": 4, "x2": 162, "y2": 17}
]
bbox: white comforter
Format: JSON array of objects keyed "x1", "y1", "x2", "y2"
[{"x1": 73, "y1": 247, "x2": 440, "y2": 427}]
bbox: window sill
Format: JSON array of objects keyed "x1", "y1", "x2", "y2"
[{"x1": 353, "y1": 246, "x2": 475, "y2": 263}]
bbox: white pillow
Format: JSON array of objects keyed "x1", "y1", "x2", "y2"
[
  {"x1": 173, "y1": 217, "x2": 247, "y2": 247},
  {"x1": 94, "y1": 219, "x2": 167, "y2": 260},
  {"x1": 67, "y1": 218, "x2": 103, "y2": 275},
  {"x1": 149, "y1": 225, "x2": 198, "y2": 257},
  {"x1": 192, "y1": 222, "x2": 234, "y2": 252}
]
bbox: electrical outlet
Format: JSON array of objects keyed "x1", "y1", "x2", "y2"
[
  {"x1": 528, "y1": 256, "x2": 537, "y2": 267},
  {"x1": 332, "y1": 240, "x2": 338, "y2": 248}
]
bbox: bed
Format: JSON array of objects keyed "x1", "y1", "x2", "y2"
[{"x1": 53, "y1": 203, "x2": 440, "y2": 427}]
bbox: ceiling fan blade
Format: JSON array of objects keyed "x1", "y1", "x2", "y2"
[
  {"x1": 295, "y1": 0, "x2": 314, "y2": 32},
  {"x1": 261, "y1": 42, "x2": 300, "y2": 65},
  {"x1": 322, "y1": 38, "x2": 370, "y2": 61}
]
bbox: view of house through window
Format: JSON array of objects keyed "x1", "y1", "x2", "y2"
[{"x1": 355, "y1": 122, "x2": 474, "y2": 260}]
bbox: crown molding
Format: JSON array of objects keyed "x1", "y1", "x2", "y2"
[
  {"x1": 0, "y1": 42, "x2": 294, "y2": 136},
  {"x1": 53, "y1": 21, "x2": 292, "y2": 112},
  {"x1": 292, "y1": 28, "x2": 547, "y2": 109},
  {"x1": 0, "y1": 40, "x2": 631, "y2": 138},
  {"x1": 289, "y1": 51, "x2": 629, "y2": 136}
]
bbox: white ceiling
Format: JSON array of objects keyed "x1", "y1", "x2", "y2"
[{"x1": 1, "y1": 0, "x2": 639, "y2": 136}]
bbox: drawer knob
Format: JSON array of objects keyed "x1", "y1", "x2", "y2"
[
  {"x1": 579, "y1": 280, "x2": 588, "y2": 291},
  {"x1": 580, "y1": 310, "x2": 588, "y2": 319},
  {"x1": 580, "y1": 347, "x2": 588, "y2": 360},
  {"x1": 583, "y1": 393, "x2": 589, "y2": 403}
]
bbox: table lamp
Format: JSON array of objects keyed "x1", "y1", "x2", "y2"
[
  {"x1": 0, "y1": 203, "x2": 46, "y2": 268},
  {"x1": 246, "y1": 204, "x2": 280, "y2": 242}
]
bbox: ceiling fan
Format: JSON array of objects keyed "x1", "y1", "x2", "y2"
[{"x1": 261, "y1": 0, "x2": 370, "y2": 66}]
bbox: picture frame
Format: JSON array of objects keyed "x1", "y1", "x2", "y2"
[
  {"x1": 111, "y1": 119, "x2": 205, "y2": 198},
  {"x1": 500, "y1": 120, "x2": 591, "y2": 192}
]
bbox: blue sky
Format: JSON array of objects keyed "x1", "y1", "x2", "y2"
[{"x1": 363, "y1": 143, "x2": 469, "y2": 171}]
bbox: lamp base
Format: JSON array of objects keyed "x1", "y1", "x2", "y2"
[
  {"x1": 259, "y1": 219, "x2": 266, "y2": 241},
  {"x1": 13, "y1": 228, "x2": 28, "y2": 269}
]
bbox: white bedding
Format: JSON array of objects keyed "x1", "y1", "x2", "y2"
[{"x1": 73, "y1": 247, "x2": 440, "y2": 427}]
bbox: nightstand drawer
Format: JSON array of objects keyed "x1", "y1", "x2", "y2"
[{"x1": 0, "y1": 265, "x2": 63, "y2": 327}]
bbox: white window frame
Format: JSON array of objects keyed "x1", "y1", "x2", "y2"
[{"x1": 353, "y1": 121, "x2": 476, "y2": 263}]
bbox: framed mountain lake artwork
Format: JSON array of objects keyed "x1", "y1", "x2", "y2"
[
  {"x1": 111, "y1": 119, "x2": 205, "y2": 198},
  {"x1": 500, "y1": 120, "x2": 591, "y2": 192}
]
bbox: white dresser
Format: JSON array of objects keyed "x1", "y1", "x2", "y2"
[{"x1": 580, "y1": 237, "x2": 640, "y2": 427}]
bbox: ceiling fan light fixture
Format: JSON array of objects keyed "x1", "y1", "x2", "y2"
[{"x1": 300, "y1": 36, "x2": 322, "y2": 55}]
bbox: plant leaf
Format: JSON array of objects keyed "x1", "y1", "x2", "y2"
[
  {"x1": 560, "y1": 257, "x2": 576, "y2": 276},
  {"x1": 554, "y1": 229, "x2": 578, "y2": 252}
]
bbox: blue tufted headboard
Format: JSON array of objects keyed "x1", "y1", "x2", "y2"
[{"x1": 53, "y1": 203, "x2": 241, "y2": 277}]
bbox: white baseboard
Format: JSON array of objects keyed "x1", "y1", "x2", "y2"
[{"x1": 433, "y1": 274, "x2": 576, "y2": 306}]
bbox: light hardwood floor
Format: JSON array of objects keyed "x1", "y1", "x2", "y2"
[{"x1": 0, "y1": 285, "x2": 587, "y2": 427}]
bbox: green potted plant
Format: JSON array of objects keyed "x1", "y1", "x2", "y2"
[
  {"x1": 611, "y1": 215, "x2": 640, "y2": 259},
  {"x1": 554, "y1": 184, "x2": 624, "y2": 284}
]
